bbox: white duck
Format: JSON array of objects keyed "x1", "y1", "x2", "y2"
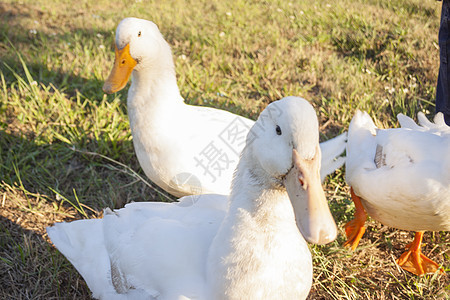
[
  {"x1": 102, "y1": 17, "x2": 347, "y2": 197},
  {"x1": 47, "y1": 97, "x2": 337, "y2": 299},
  {"x1": 344, "y1": 110, "x2": 450, "y2": 275}
]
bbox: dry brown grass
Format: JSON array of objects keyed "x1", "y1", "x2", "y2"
[{"x1": 0, "y1": 183, "x2": 92, "y2": 299}]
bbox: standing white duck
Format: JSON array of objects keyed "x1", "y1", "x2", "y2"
[
  {"x1": 344, "y1": 110, "x2": 450, "y2": 275},
  {"x1": 47, "y1": 96, "x2": 337, "y2": 299},
  {"x1": 102, "y1": 17, "x2": 347, "y2": 197}
]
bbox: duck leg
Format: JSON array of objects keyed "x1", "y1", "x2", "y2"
[
  {"x1": 396, "y1": 231, "x2": 444, "y2": 275},
  {"x1": 343, "y1": 187, "x2": 367, "y2": 250}
]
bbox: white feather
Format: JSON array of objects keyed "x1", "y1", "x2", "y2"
[{"x1": 346, "y1": 110, "x2": 450, "y2": 231}]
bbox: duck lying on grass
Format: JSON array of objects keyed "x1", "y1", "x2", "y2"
[
  {"x1": 47, "y1": 96, "x2": 337, "y2": 300},
  {"x1": 344, "y1": 110, "x2": 450, "y2": 275},
  {"x1": 102, "y1": 17, "x2": 347, "y2": 197}
]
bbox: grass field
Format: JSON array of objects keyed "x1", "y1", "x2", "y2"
[{"x1": 1, "y1": 0, "x2": 449, "y2": 299}]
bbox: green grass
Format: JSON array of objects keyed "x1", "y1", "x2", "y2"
[{"x1": 0, "y1": 0, "x2": 448, "y2": 298}]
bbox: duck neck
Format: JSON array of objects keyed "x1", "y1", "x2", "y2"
[
  {"x1": 226, "y1": 155, "x2": 296, "y2": 232},
  {"x1": 127, "y1": 47, "x2": 185, "y2": 117},
  {"x1": 207, "y1": 153, "x2": 310, "y2": 298}
]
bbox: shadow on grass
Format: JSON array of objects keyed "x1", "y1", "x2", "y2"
[
  {"x1": 0, "y1": 130, "x2": 174, "y2": 212},
  {"x1": 0, "y1": 214, "x2": 90, "y2": 299}
]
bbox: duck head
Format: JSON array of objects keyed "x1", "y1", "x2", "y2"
[
  {"x1": 103, "y1": 18, "x2": 171, "y2": 94},
  {"x1": 247, "y1": 96, "x2": 337, "y2": 244}
]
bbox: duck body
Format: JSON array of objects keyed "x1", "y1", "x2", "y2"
[
  {"x1": 346, "y1": 111, "x2": 450, "y2": 231},
  {"x1": 48, "y1": 97, "x2": 338, "y2": 299},
  {"x1": 345, "y1": 110, "x2": 450, "y2": 275},
  {"x1": 48, "y1": 195, "x2": 225, "y2": 299},
  {"x1": 128, "y1": 82, "x2": 254, "y2": 197},
  {"x1": 104, "y1": 17, "x2": 347, "y2": 198}
]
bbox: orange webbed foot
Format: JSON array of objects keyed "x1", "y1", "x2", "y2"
[
  {"x1": 344, "y1": 218, "x2": 366, "y2": 251},
  {"x1": 396, "y1": 232, "x2": 445, "y2": 276},
  {"x1": 343, "y1": 187, "x2": 367, "y2": 251}
]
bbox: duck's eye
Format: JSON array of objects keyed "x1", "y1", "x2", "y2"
[
  {"x1": 138, "y1": 31, "x2": 142, "y2": 37},
  {"x1": 275, "y1": 125, "x2": 282, "y2": 136}
]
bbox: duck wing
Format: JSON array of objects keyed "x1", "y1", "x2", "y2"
[{"x1": 47, "y1": 194, "x2": 227, "y2": 299}]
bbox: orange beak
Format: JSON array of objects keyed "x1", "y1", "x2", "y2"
[
  {"x1": 285, "y1": 147, "x2": 337, "y2": 245},
  {"x1": 103, "y1": 43, "x2": 137, "y2": 94}
]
